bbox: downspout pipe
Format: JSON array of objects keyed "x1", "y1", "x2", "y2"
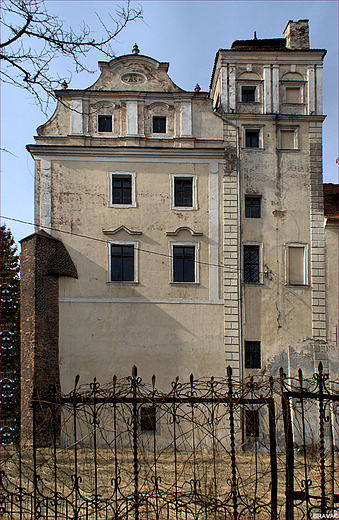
[{"x1": 214, "y1": 110, "x2": 243, "y2": 384}]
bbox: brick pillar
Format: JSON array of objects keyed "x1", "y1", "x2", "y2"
[
  {"x1": 223, "y1": 125, "x2": 240, "y2": 379},
  {"x1": 309, "y1": 121, "x2": 327, "y2": 368},
  {"x1": 20, "y1": 231, "x2": 77, "y2": 445}
]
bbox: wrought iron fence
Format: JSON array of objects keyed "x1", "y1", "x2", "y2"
[{"x1": 1, "y1": 363, "x2": 338, "y2": 520}]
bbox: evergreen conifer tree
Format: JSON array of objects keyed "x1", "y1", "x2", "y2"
[{"x1": 1, "y1": 225, "x2": 20, "y2": 444}]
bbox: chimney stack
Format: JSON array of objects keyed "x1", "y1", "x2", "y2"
[{"x1": 283, "y1": 20, "x2": 309, "y2": 50}]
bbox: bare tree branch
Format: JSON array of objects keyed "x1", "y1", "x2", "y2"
[{"x1": 0, "y1": 0, "x2": 143, "y2": 113}]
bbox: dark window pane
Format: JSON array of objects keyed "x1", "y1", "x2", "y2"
[
  {"x1": 245, "y1": 130, "x2": 260, "y2": 148},
  {"x1": 245, "y1": 409, "x2": 259, "y2": 437},
  {"x1": 245, "y1": 341, "x2": 261, "y2": 369},
  {"x1": 153, "y1": 117, "x2": 166, "y2": 133},
  {"x1": 140, "y1": 406, "x2": 156, "y2": 431},
  {"x1": 112, "y1": 176, "x2": 132, "y2": 205},
  {"x1": 242, "y1": 87, "x2": 255, "y2": 102},
  {"x1": 173, "y1": 246, "x2": 195, "y2": 282},
  {"x1": 245, "y1": 196, "x2": 261, "y2": 218},
  {"x1": 98, "y1": 115, "x2": 112, "y2": 132},
  {"x1": 244, "y1": 245, "x2": 259, "y2": 283},
  {"x1": 174, "y1": 178, "x2": 193, "y2": 207},
  {"x1": 111, "y1": 245, "x2": 134, "y2": 281}
]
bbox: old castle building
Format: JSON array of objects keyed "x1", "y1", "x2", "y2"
[{"x1": 21, "y1": 20, "x2": 337, "y2": 440}]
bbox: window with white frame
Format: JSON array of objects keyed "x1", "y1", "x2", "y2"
[
  {"x1": 108, "y1": 171, "x2": 137, "y2": 208},
  {"x1": 278, "y1": 127, "x2": 299, "y2": 150},
  {"x1": 243, "y1": 243, "x2": 263, "y2": 284},
  {"x1": 285, "y1": 244, "x2": 308, "y2": 285},
  {"x1": 170, "y1": 174, "x2": 197, "y2": 210},
  {"x1": 107, "y1": 240, "x2": 139, "y2": 283},
  {"x1": 170, "y1": 242, "x2": 199, "y2": 283}
]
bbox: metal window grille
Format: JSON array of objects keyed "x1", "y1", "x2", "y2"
[
  {"x1": 245, "y1": 196, "x2": 261, "y2": 218},
  {"x1": 244, "y1": 245, "x2": 260, "y2": 283},
  {"x1": 153, "y1": 116, "x2": 166, "y2": 133},
  {"x1": 112, "y1": 176, "x2": 132, "y2": 205},
  {"x1": 98, "y1": 115, "x2": 112, "y2": 132},
  {"x1": 245, "y1": 340, "x2": 261, "y2": 369},
  {"x1": 245, "y1": 409, "x2": 259, "y2": 437},
  {"x1": 173, "y1": 246, "x2": 195, "y2": 282},
  {"x1": 140, "y1": 406, "x2": 156, "y2": 431},
  {"x1": 111, "y1": 245, "x2": 134, "y2": 281},
  {"x1": 174, "y1": 178, "x2": 193, "y2": 207},
  {"x1": 245, "y1": 130, "x2": 260, "y2": 148}
]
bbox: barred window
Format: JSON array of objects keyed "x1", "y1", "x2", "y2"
[
  {"x1": 244, "y1": 245, "x2": 260, "y2": 283},
  {"x1": 245, "y1": 341, "x2": 261, "y2": 369}
]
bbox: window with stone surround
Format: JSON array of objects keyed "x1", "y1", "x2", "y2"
[
  {"x1": 285, "y1": 244, "x2": 308, "y2": 285},
  {"x1": 170, "y1": 242, "x2": 199, "y2": 283},
  {"x1": 241, "y1": 86, "x2": 256, "y2": 102},
  {"x1": 278, "y1": 127, "x2": 299, "y2": 150},
  {"x1": 153, "y1": 116, "x2": 166, "y2": 133},
  {"x1": 170, "y1": 174, "x2": 197, "y2": 210},
  {"x1": 109, "y1": 171, "x2": 137, "y2": 208},
  {"x1": 98, "y1": 115, "x2": 112, "y2": 132},
  {"x1": 108, "y1": 240, "x2": 139, "y2": 283}
]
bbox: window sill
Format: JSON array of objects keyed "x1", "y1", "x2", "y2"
[
  {"x1": 285, "y1": 283, "x2": 309, "y2": 288},
  {"x1": 242, "y1": 147, "x2": 265, "y2": 151},
  {"x1": 277, "y1": 148, "x2": 300, "y2": 152},
  {"x1": 170, "y1": 282, "x2": 199, "y2": 285},
  {"x1": 238, "y1": 101, "x2": 261, "y2": 105},
  {"x1": 171, "y1": 206, "x2": 197, "y2": 211},
  {"x1": 243, "y1": 282, "x2": 264, "y2": 286},
  {"x1": 107, "y1": 281, "x2": 139, "y2": 285},
  {"x1": 108, "y1": 203, "x2": 137, "y2": 208}
]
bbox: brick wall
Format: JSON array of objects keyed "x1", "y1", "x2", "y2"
[{"x1": 20, "y1": 231, "x2": 77, "y2": 445}]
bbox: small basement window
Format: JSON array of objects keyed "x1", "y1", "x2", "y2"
[
  {"x1": 140, "y1": 406, "x2": 156, "y2": 432},
  {"x1": 245, "y1": 341, "x2": 261, "y2": 369},
  {"x1": 245, "y1": 196, "x2": 261, "y2": 218},
  {"x1": 153, "y1": 116, "x2": 166, "y2": 133},
  {"x1": 245, "y1": 409, "x2": 259, "y2": 437},
  {"x1": 98, "y1": 115, "x2": 112, "y2": 132},
  {"x1": 242, "y1": 86, "x2": 256, "y2": 102},
  {"x1": 245, "y1": 129, "x2": 260, "y2": 148}
]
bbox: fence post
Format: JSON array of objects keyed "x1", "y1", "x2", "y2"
[
  {"x1": 227, "y1": 365, "x2": 238, "y2": 520},
  {"x1": 268, "y1": 377, "x2": 277, "y2": 520},
  {"x1": 280, "y1": 367, "x2": 294, "y2": 520},
  {"x1": 32, "y1": 387, "x2": 38, "y2": 520},
  {"x1": 317, "y1": 362, "x2": 327, "y2": 515},
  {"x1": 132, "y1": 365, "x2": 139, "y2": 520}
]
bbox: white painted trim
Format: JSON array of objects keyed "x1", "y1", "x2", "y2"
[
  {"x1": 108, "y1": 171, "x2": 137, "y2": 208},
  {"x1": 307, "y1": 67, "x2": 315, "y2": 115},
  {"x1": 107, "y1": 239, "x2": 139, "y2": 283},
  {"x1": 315, "y1": 65, "x2": 323, "y2": 115},
  {"x1": 169, "y1": 240, "x2": 200, "y2": 284},
  {"x1": 180, "y1": 101, "x2": 192, "y2": 136},
  {"x1": 263, "y1": 66, "x2": 271, "y2": 114},
  {"x1": 71, "y1": 99, "x2": 83, "y2": 134},
  {"x1": 60, "y1": 297, "x2": 223, "y2": 304},
  {"x1": 209, "y1": 169, "x2": 219, "y2": 301},
  {"x1": 229, "y1": 65, "x2": 236, "y2": 112},
  {"x1": 40, "y1": 158, "x2": 52, "y2": 229},
  {"x1": 272, "y1": 66, "x2": 279, "y2": 114},
  {"x1": 127, "y1": 101, "x2": 138, "y2": 135},
  {"x1": 170, "y1": 173, "x2": 197, "y2": 211},
  {"x1": 285, "y1": 243, "x2": 309, "y2": 286}
]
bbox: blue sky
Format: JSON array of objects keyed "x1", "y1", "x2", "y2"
[{"x1": 1, "y1": 0, "x2": 338, "y2": 244}]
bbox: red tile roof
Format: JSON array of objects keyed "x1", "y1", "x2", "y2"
[{"x1": 323, "y1": 183, "x2": 338, "y2": 219}]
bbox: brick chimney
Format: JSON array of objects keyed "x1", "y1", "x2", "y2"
[{"x1": 283, "y1": 20, "x2": 309, "y2": 50}]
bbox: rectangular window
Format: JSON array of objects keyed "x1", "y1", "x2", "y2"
[
  {"x1": 245, "y1": 409, "x2": 259, "y2": 437},
  {"x1": 245, "y1": 196, "x2": 261, "y2": 218},
  {"x1": 285, "y1": 87, "x2": 301, "y2": 104},
  {"x1": 242, "y1": 86, "x2": 256, "y2": 102},
  {"x1": 140, "y1": 406, "x2": 156, "y2": 432},
  {"x1": 244, "y1": 245, "x2": 260, "y2": 283},
  {"x1": 173, "y1": 246, "x2": 195, "y2": 282},
  {"x1": 286, "y1": 245, "x2": 308, "y2": 285},
  {"x1": 245, "y1": 130, "x2": 260, "y2": 148},
  {"x1": 98, "y1": 115, "x2": 112, "y2": 132},
  {"x1": 153, "y1": 116, "x2": 166, "y2": 133},
  {"x1": 245, "y1": 341, "x2": 261, "y2": 369},
  {"x1": 280, "y1": 130, "x2": 296, "y2": 149},
  {"x1": 174, "y1": 178, "x2": 192, "y2": 207},
  {"x1": 112, "y1": 176, "x2": 131, "y2": 205},
  {"x1": 109, "y1": 171, "x2": 136, "y2": 208},
  {"x1": 111, "y1": 245, "x2": 134, "y2": 282}
]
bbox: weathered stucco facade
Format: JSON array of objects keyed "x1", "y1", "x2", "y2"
[{"x1": 21, "y1": 21, "x2": 337, "y2": 441}]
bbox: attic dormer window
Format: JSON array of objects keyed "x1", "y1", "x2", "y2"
[
  {"x1": 98, "y1": 115, "x2": 112, "y2": 132},
  {"x1": 153, "y1": 116, "x2": 166, "y2": 133}
]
